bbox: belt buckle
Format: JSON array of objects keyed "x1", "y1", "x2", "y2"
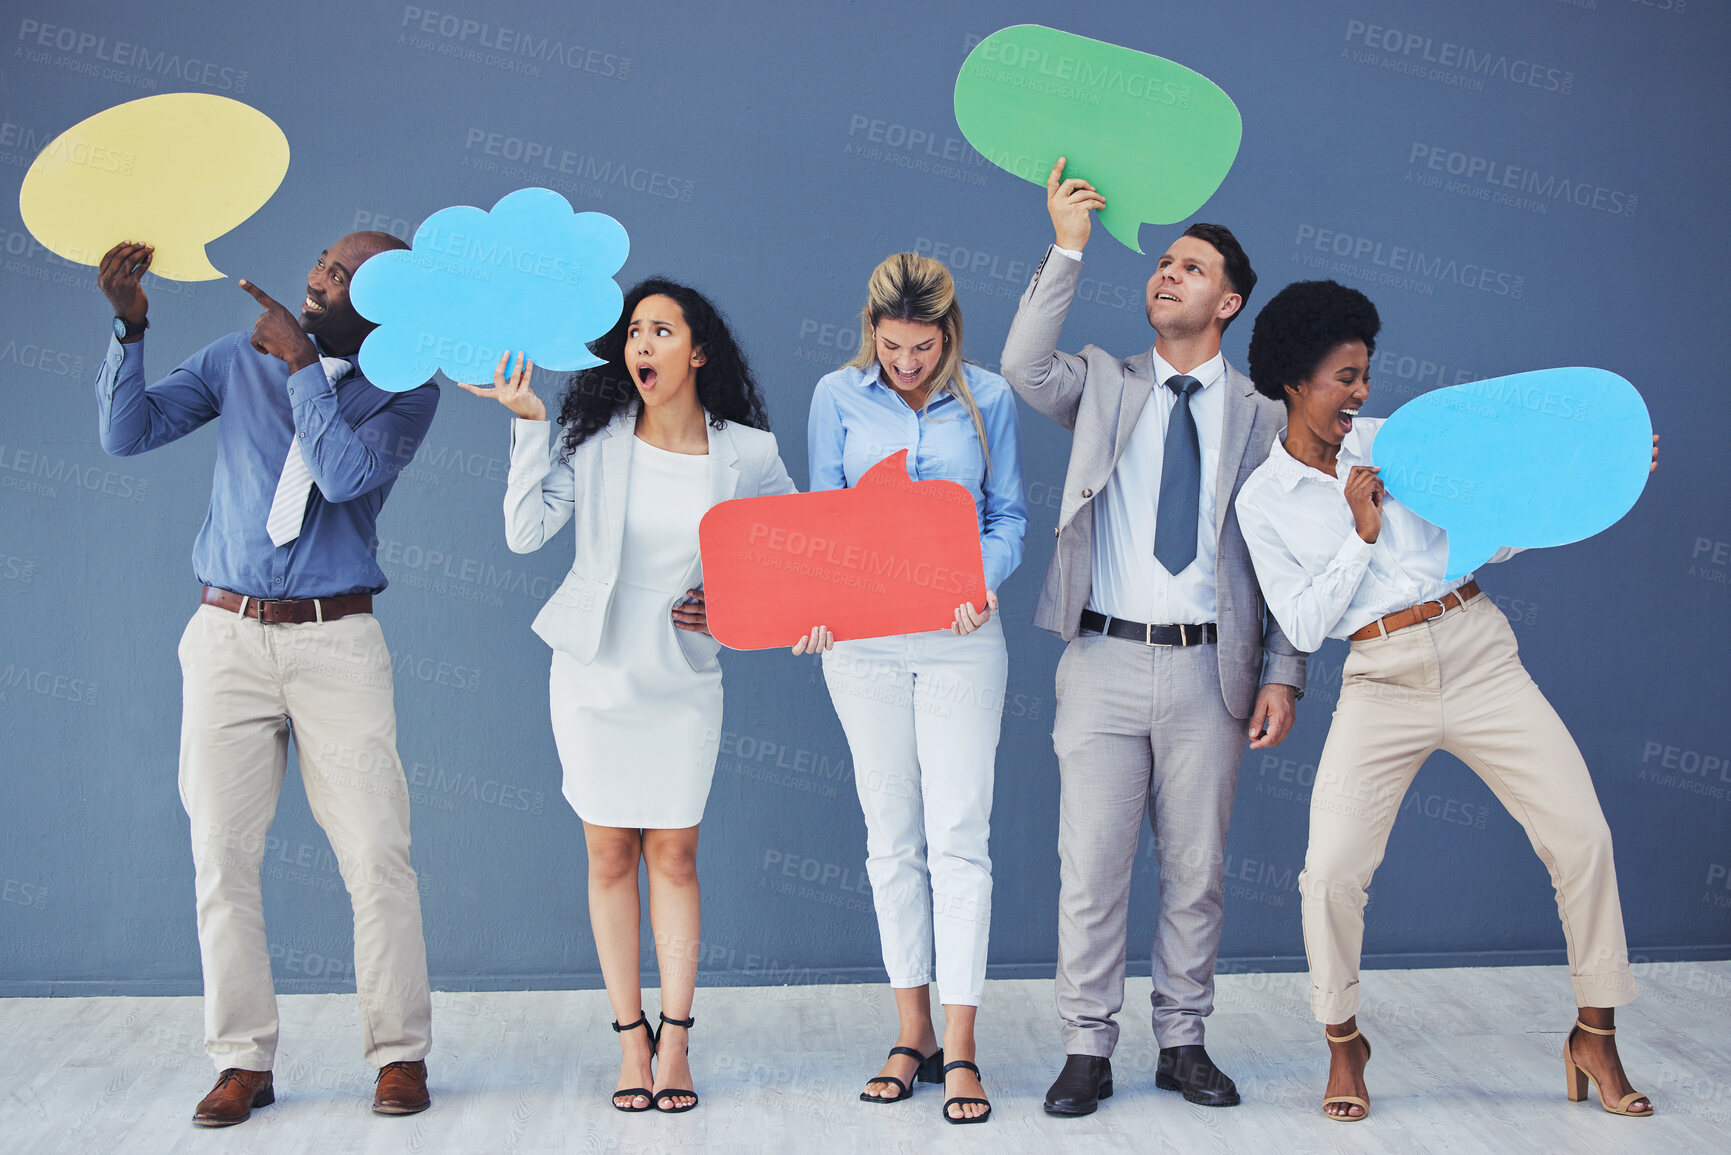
[
  {"x1": 1144, "y1": 622, "x2": 1176, "y2": 647},
  {"x1": 253, "y1": 598, "x2": 280, "y2": 622}
]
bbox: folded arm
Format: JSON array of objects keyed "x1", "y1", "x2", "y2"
[
  {"x1": 1238, "y1": 488, "x2": 1377, "y2": 654},
  {"x1": 291, "y1": 366, "x2": 438, "y2": 503}
]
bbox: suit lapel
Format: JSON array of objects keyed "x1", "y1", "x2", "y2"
[
  {"x1": 1113, "y1": 351, "x2": 1157, "y2": 466},
  {"x1": 601, "y1": 409, "x2": 634, "y2": 567},
  {"x1": 1214, "y1": 363, "x2": 1256, "y2": 540},
  {"x1": 707, "y1": 419, "x2": 741, "y2": 508}
]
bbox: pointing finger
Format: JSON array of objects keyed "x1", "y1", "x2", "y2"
[{"x1": 237, "y1": 279, "x2": 281, "y2": 310}]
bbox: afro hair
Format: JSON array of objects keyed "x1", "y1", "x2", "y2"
[{"x1": 1246, "y1": 280, "x2": 1381, "y2": 402}]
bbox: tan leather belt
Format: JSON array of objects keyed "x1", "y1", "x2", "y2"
[
  {"x1": 1348, "y1": 580, "x2": 1480, "y2": 642},
  {"x1": 201, "y1": 586, "x2": 373, "y2": 624}
]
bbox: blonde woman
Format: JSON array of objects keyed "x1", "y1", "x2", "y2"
[{"x1": 805, "y1": 253, "x2": 1027, "y2": 1123}]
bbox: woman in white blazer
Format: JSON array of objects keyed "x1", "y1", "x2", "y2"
[{"x1": 463, "y1": 278, "x2": 803, "y2": 1115}]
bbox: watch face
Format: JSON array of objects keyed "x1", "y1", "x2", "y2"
[{"x1": 113, "y1": 317, "x2": 127, "y2": 340}]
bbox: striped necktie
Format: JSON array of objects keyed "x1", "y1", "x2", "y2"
[{"x1": 265, "y1": 356, "x2": 353, "y2": 547}]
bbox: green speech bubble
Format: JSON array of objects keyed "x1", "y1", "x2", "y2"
[{"x1": 954, "y1": 25, "x2": 1242, "y2": 253}]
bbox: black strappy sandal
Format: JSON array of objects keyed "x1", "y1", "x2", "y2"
[
  {"x1": 652, "y1": 1012, "x2": 700, "y2": 1113},
  {"x1": 859, "y1": 1045, "x2": 945, "y2": 1103},
  {"x1": 941, "y1": 1058, "x2": 992, "y2": 1124},
  {"x1": 609, "y1": 1013, "x2": 656, "y2": 1113}
]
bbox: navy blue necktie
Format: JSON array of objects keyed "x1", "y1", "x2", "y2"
[{"x1": 1153, "y1": 374, "x2": 1201, "y2": 575}]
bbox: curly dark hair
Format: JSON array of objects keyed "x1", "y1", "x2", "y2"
[
  {"x1": 1246, "y1": 280, "x2": 1382, "y2": 403},
  {"x1": 556, "y1": 277, "x2": 770, "y2": 459}
]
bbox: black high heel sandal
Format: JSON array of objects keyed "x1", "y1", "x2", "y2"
[
  {"x1": 652, "y1": 1012, "x2": 700, "y2": 1113},
  {"x1": 609, "y1": 1013, "x2": 656, "y2": 1113},
  {"x1": 859, "y1": 1045, "x2": 945, "y2": 1103},
  {"x1": 941, "y1": 1059, "x2": 992, "y2": 1124}
]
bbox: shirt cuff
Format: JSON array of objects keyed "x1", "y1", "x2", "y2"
[
  {"x1": 285, "y1": 359, "x2": 335, "y2": 407},
  {"x1": 1053, "y1": 245, "x2": 1083, "y2": 261},
  {"x1": 1332, "y1": 530, "x2": 1376, "y2": 569}
]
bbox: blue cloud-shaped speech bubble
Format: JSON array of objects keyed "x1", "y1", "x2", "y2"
[
  {"x1": 350, "y1": 187, "x2": 628, "y2": 391},
  {"x1": 1372, "y1": 368, "x2": 1651, "y2": 581}
]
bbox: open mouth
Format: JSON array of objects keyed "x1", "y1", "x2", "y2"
[
  {"x1": 1153, "y1": 292, "x2": 1180, "y2": 303},
  {"x1": 302, "y1": 292, "x2": 326, "y2": 316},
  {"x1": 636, "y1": 362, "x2": 658, "y2": 390},
  {"x1": 1338, "y1": 407, "x2": 1359, "y2": 433},
  {"x1": 891, "y1": 366, "x2": 923, "y2": 387}
]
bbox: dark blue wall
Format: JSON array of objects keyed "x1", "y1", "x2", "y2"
[{"x1": 2, "y1": 0, "x2": 1726, "y2": 994}]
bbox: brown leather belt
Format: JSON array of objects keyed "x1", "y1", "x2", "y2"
[
  {"x1": 201, "y1": 586, "x2": 373, "y2": 624},
  {"x1": 1348, "y1": 580, "x2": 1480, "y2": 642}
]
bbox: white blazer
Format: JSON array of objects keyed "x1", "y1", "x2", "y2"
[{"x1": 504, "y1": 405, "x2": 796, "y2": 672}]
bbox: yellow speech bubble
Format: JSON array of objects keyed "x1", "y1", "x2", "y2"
[{"x1": 18, "y1": 93, "x2": 289, "y2": 281}]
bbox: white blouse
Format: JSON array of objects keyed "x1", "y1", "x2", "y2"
[{"x1": 1234, "y1": 418, "x2": 1518, "y2": 652}]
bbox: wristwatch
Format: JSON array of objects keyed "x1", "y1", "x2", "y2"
[{"x1": 112, "y1": 315, "x2": 149, "y2": 341}]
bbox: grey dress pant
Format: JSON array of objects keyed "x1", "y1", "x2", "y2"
[{"x1": 1052, "y1": 631, "x2": 1244, "y2": 1054}]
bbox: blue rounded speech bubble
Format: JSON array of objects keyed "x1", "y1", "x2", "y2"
[
  {"x1": 350, "y1": 187, "x2": 629, "y2": 391},
  {"x1": 1372, "y1": 368, "x2": 1652, "y2": 580}
]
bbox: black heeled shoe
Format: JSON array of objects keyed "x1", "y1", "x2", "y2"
[
  {"x1": 609, "y1": 1013, "x2": 656, "y2": 1113},
  {"x1": 652, "y1": 1012, "x2": 700, "y2": 1113},
  {"x1": 941, "y1": 1059, "x2": 992, "y2": 1124},
  {"x1": 859, "y1": 1045, "x2": 945, "y2": 1103}
]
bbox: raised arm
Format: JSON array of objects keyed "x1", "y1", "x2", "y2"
[
  {"x1": 94, "y1": 241, "x2": 221, "y2": 455},
  {"x1": 998, "y1": 159, "x2": 1104, "y2": 430}
]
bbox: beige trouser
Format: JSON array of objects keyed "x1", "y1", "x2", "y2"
[
  {"x1": 1300, "y1": 593, "x2": 1637, "y2": 1023},
  {"x1": 178, "y1": 604, "x2": 432, "y2": 1072}
]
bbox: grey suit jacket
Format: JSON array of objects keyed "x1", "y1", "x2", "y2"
[
  {"x1": 504, "y1": 406, "x2": 796, "y2": 672},
  {"x1": 999, "y1": 245, "x2": 1306, "y2": 719}
]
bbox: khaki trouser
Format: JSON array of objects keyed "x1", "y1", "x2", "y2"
[
  {"x1": 178, "y1": 604, "x2": 432, "y2": 1072},
  {"x1": 1300, "y1": 593, "x2": 1637, "y2": 1023}
]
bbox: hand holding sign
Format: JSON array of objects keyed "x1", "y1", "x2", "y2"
[
  {"x1": 1372, "y1": 368, "x2": 1652, "y2": 579},
  {"x1": 698, "y1": 451, "x2": 987, "y2": 649},
  {"x1": 954, "y1": 25, "x2": 1241, "y2": 253}
]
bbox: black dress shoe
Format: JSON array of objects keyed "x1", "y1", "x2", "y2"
[
  {"x1": 1155, "y1": 1045, "x2": 1240, "y2": 1107},
  {"x1": 1043, "y1": 1054, "x2": 1113, "y2": 1116}
]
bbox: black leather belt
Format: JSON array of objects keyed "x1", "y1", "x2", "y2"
[{"x1": 1079, "y1": 609, "x2": 1217, "y2": 647}]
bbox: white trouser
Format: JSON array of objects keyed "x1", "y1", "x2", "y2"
[
  {"x1": 178, "y1": 605, "x2": 432, "y2": 1072},
  {"x1": 822, "y1": 615, "x2": 1007, "y2": 1006}
]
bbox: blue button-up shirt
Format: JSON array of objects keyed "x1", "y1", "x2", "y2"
[
  {"x1": 95, "y1": 331, "x2": 438, "y2": 599},
  {"x1": 807, "y1": 362, "x2": 1027, "y2": 591}
]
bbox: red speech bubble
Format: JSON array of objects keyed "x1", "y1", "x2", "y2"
[{"x1": 699, "y1": 450, "x2": 987, "y2": 649}]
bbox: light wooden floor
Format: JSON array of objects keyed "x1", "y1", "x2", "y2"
[{"x1": 2, "y1": 962, "x2": 1726, "y2": 1153}]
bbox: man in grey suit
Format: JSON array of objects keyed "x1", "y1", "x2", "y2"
[{"x1": 1000, "y1": 160, "x2": 1306, "y2": 1115}]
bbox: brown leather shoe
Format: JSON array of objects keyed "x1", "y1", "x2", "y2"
[
  {"x1": 192, "y1": 1068, "x2": 274, "y2": 1127},
  {"x1": 372, "y1": 1059, "x2": 431, "y2": 1115}
]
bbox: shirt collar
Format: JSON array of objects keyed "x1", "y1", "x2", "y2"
[
  {"x1": 1149, "y1": 349, "x2": 1225, "y2": 394},
  {"x1": 1266, "y1": 424, "x2": 1373, "y2": 491},
  {"x1": 849, "y1": 363, "x2": 958, "y2": 409}
]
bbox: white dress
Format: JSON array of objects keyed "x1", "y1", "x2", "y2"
[{"x1": 549, "y1": 437, "x2": 720, "y2": 828}]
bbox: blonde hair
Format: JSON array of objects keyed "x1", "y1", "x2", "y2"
[{"x1": 847, "y1": 252, "x2": 992, "y2": 475}]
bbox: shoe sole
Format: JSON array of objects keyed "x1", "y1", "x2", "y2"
[
  {"x1": 371, "y1": 1100, "x2": 431, "y2": 1115},
  {"x1": 1155, "y1": 1072, "x2": 1240, "y2": 1107}
]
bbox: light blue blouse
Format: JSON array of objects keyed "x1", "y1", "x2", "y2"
[{"x1": 807, "y1": 362, "x2": 1027, "y2": 591}]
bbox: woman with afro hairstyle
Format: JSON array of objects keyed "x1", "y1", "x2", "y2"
[
  {"x1": 1234, "y1": 279, "x2": 1654, "y2": 1123},
  {"x1": 466, "y1": 278, "x2": 819, "y2": 1115}
]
